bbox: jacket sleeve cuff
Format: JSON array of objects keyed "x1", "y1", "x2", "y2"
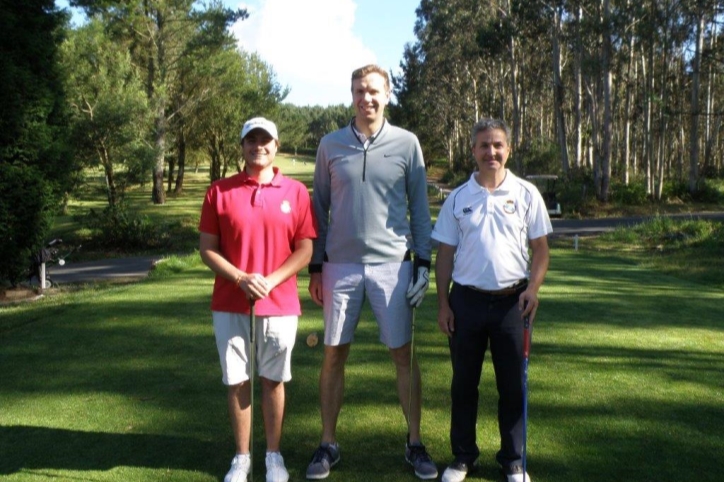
[{"x1": 308, "y1": 263, "x2": 323, "y2": 274}]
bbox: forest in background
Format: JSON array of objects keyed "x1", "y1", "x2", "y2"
[{"x1": 392, "y1": 0, "x2": 724, "y2": 202}]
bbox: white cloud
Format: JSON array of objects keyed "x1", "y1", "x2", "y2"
[{"x1": 231, "y1": 0, "x2": 376, "y2": 106}]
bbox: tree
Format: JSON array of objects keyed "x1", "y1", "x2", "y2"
[
  {"x1": 0, "y1": 0, "x2": 77, "y2": 284},
  {"x1": 193, "y1": 48, "x2": 287, "y2": 182},
  {"x1": 389, "y1": 0, "x2": 724, "y2": 209},
  {"x1": 276, "y1": 103, "x2": 313, "y2": 155},
  {"x1": 61, "y1": 19, "x2": 154, "y2": 207},
  {"x1": 71, "y1": 0, "x2": 248, "y2": 203}
]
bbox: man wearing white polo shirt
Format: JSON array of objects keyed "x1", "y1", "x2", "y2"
[{"x1": 433, "y1": 118, "x2": 552, "y2": 482}]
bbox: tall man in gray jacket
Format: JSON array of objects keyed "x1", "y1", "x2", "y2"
[{"x1": 305, "y1": 64, "x2": 437, "y2": 481}]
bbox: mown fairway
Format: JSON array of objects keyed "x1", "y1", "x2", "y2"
[
  {"x1": 1, "y1": 156, "x2": 723, "y2": 481},
  {"x1": 1, "y1": 246, "x2": 722, "y2": 481}
]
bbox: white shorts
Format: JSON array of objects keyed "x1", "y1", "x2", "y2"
[
  {"x1": 322, "y1": 261, "x2": 413, "y2": 349},
  {"x1": 212, "y1": 311, "x2": 298, "y2": 385}
]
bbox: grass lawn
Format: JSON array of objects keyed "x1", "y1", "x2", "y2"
[
  {"x1": 2, "y1": 158, "x2": 723, "y2": 481},
  {"x1": 1, "y1": 246, "x2": 723, "y2": 481},
  {"x1": 49, "y1": 154, "x2": 318, "y2": 260}
]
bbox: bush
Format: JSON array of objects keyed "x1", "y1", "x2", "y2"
[
  {"x1": 609, "y1": 179, "x2": 648, "y2": 205},
  {"x1": 519, "y1": 139, "x2": 562, "y2": 176},
  {"x1": 0, "y1": 164, "x2": 56, "y2": 285},
  {"x1": 81, "y1": 203, "x2": 170, "y2": 250},
  {"x1": 662, "y1": 179, "x2": 724, "y2": 203}
]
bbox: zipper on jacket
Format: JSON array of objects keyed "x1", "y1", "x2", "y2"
[{"x1": 351, "y1": 119, "x2": 384, "y2": 182}]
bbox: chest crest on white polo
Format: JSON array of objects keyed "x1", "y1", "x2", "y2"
[
  {"x1": 503, "y1": 199, "x2": 516, "y2": 214},
  {"x1": 280, "y1": 200, "x2": 292, "y2": 214}
]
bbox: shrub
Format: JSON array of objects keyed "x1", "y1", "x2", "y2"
[
  {"x1": 662, "y1": 179, "x2": 724, "y2": 203},
  {"x1": 81, "y1": 203, "x2": 170, "y2": 250},
  {"x1": 519, "y1": 139, "x2": 562, "y2": 176},
  {"x1": 0, "y1": 164, "x2": 56, "y2": 286},
  {"x1": 609, "y1": 179, "x2": 648, "y2": 205}
]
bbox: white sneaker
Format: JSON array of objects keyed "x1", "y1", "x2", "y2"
[
  {"x1": 507, "y1": 471, "x2": 532, "y2": 482},
  {"x1": 441, "y1": 461, "x2": 472, "y2": 482},
  {"x1": 265, "y1": 452, "x2": 289, "y2": 482},
  {"x1": 224, "y1": 454, "x2": 251, "y2": 482}
]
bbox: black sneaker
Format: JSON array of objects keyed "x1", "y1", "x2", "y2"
[
  {"x1": 305, "y1": 443, "x2": 340, "y2": 480},
  {"x1": 405, "y1": 441, "x2": 438, "y2": 480}
]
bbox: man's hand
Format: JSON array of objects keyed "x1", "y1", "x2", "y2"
[
  {"x1": 238, "y1": 272, "x2": 270, "y2": 300},
  {"x1": 308, "y1": 272, "x2": 324, "y2": 307},
  {"x1": 406, "y1": 266, "x2": 429, "y2": 308},
  {"x1": 437, "y1": 304, "x2": 455, "y2": 336}
]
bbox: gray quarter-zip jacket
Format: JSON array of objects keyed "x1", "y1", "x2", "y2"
[{"x1": 310, "y1": 121, "x2": 431, "y2": 268}]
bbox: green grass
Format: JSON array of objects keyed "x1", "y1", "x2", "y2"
[
  {"x1": 1, "y1": 247, "x2": 723, "y2": 481},
  {"x1": 3, "y1": 160, "x2": 723, "y2": 481},
  {"x1": 51, "y1": 154, "x2": 317, "y2": 260},
  {"x1": 582, "y1": 215, "x2": 724, "y2": 289}
]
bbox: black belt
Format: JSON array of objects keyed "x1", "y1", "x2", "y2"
[{"x1": 463, "y1": 280, "x2": 528, "y2": 296}]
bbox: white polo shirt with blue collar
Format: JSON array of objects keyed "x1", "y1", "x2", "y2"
[{"x1": 432, "y1": 169, "x2": 553, "y2": 291}]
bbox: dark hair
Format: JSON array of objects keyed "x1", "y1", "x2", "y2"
[{"x1": 471, "y1": 118, "x2": 511, "y2": 147}]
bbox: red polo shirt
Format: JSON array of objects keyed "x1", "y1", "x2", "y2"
[{"x1": 199, "y1": 168, "x2": 317, "y2": 316}]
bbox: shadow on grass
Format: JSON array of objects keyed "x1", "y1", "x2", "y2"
[
  {"x1": 2, "y1": 250, "x2": 723, "y2": 481},
  {"x1": 0, "y1": 425, "x2": 225, "y2": 476}
]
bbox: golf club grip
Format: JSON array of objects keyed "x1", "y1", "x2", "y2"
[{"x1": 523, "y1": 316, "x2": 531, "y2": 358}]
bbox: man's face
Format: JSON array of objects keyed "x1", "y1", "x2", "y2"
[
  {"x1": 352, "y1": 72, "x2": 390, "y2": 124},
  {"x1": 472, "y1": 128, "x2": 510, "y2": 174},
  {"x1": 242, "y1": 129, "x2": 277, "y2": 170}
]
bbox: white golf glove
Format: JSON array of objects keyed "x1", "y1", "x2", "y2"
[{"x1": 406, "y1": 266, "x2": 429, "y2": 308}]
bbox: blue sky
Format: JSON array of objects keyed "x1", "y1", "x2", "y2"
[
  {"x1": 56, "y1": 0, "x2": 421, "y2": 106},
  {"x1": 228, "y1": 0, "x2": 420, "y2": 106}
]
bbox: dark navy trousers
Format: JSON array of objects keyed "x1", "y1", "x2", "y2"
[{"x1": 447, "y1": 282, "x2": 526, "y2": 472}]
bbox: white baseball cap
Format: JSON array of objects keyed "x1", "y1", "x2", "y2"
[{"x1": 240, "y1": 117, "x2": 278, "y2": 142}]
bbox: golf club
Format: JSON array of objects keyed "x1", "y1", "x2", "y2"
[
  {"x1": 522, "y1": 312, "x2": 532, "y2": 482},
  {"x1": 249, "y1": 298, "x2": 256, "y2": 482},
  {"x1": 407, "y1": 259, "x2": 419, "y2": 435}
]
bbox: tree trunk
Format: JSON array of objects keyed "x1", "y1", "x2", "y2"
[
  {"x1": 573, "y1": 5, "x2": 583, "y2": 170},
  {"x1": 152, "y1": 111, "x2": 167, "y2": 204},
  {"x1": 174, "y1": 131, "x2": 186, "y2": 194},
  {"x1": 552, "y1": 7, "x2": 569, "y2": 175},
  {"x1": 599, "y1": 0, "x2": 612, "y2": 202},
  {"x1": 166, "y1": 155, "x2": 175, "y2": 193},
  {"x1": 623, "y1": 1, "x2": 635, "y2": 185},
  {"x1": 703, "y1": 25, "x2": 716, "y2": 175},
  {"x1": 506, "y1": 0, "x2": 521, "y2": 172},
  {"x1": 150, "y1": 6, "x2": 167, "y2": 205},
  {"x1": 688, "y1": 10, "x2": 704, "y2": 194},
  {"x1": 100, "y1": 147, "x2": 117, "y2": 207},
  {"x1": 644, "y1": 30, "x2": 654, "y2": 195}
]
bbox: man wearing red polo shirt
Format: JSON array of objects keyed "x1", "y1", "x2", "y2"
[{"x1": 199, "y1": 117, "x2": 317, "y2": 482}]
